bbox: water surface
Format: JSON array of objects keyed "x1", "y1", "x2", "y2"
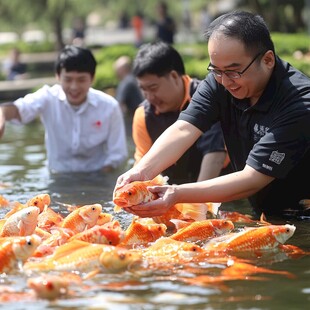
[{"x1": 0, "y1": 120, "x2": 309, "y2": 310}]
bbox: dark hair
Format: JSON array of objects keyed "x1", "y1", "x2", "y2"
[
  {"x1": 133, "y1": 41, "x2": 185, "y2": 77},
  {"x1": 55, "y1": 45, "x2": 97, "y2": 76},
  {"x1": 204, "y1": 11, "x2": 275, "y2": 55}
]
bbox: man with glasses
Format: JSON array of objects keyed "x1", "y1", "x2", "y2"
[{"x1": 114, "y1": 11, "x2": 310, "y2": 219}]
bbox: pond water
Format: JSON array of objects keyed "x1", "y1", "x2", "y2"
[{"x1": 0, "y1": 119, "x2": 309, "y2": 310}]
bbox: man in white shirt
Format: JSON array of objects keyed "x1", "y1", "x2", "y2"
[{"x1": 0, "y1": 45, "x2": 128, "y2": 173}]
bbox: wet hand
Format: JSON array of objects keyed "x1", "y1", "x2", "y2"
[
  {"x1": 114, "y1": 168, "x2": 151, "y2": 193},
  {"x1": 123, "y1": 185, "x2": 178, "y2": 217}
]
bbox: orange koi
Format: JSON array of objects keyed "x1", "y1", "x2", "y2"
[
  {"x1": 169, "y1": 219, "x2": 234, "y2": 242},
  {"x1": 0, "y1": 206, "x2": 40, "y2": 237},
  {"x1": 99, "y1": 246, "x2": 142, "y2": 273},
  {"x1": 120, "y1": 217, "x2": 167, "y2": 246},
  {"x1": 0, "y1": 234, "x2": 42, "y2": 273},
  {"x1": 142, "y1": 237, "x2": 206, "y2": 264},
  {"x1": 61, "y1": 203, "x2": 102, "y2": 233},
  {"x1": 0, "y1": 194, "x2": 10, "y2": 207},
  {"x1": 219, "y1": 210, "x2": 271, "y2": 225},
  {"x1": 37, "y1": 206, "x2": 64, "y2": 230},
  {"x1": 68, "y1": 221, "x2": 125, "y2": 245},
  {"x1": 26, "y1": 193, "x2": 51, "y2": 212},
  {"x1": 24, "y1": 240, "x2": 113, "y2": 272},
  {"x1": 27, "y1": 273, "x2": 82, "y2": 300},
  {"x1": 153, "y1": 202, "x2": 221, "y2": 230},
  {"x1": 113, "y1": 174, "x2": 169, "y2": 212},
  {"x1": 4, "y1": 193, "x2": 51, "y2": 219},
  {"x1": 203, "y1": 224, "x2": 296, "y2": 255},
  {"x1": 96, "y1": 212, "x2": 113, "y2": 225}
]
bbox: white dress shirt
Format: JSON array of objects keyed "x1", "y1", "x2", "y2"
[{"x1": 13, "y1": 84, "x2": 128, "y2": 173}]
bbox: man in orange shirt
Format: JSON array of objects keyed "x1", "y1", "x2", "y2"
[{"x1": 131, "y1": 41, "x2": 230, "y2": 184}]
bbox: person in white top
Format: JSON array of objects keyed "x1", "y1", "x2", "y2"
[{"x1": 0, "y1": 45, "x2": 128, "y2": 173}]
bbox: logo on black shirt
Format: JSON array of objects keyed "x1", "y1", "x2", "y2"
[{"x1": 269, "y1": 150, "x2": 285, "y2": 165}]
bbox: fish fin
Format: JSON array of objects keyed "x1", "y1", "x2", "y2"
[
  {"x1": 174, "y1": 203, "x2": 213, "y2": 221},
  {"x1": 258, "y1": 213, "x2": 271, "y2": 226},
  {"x1": 169, "y1": 219, "x2": 192, "y2": 230},
  {"x1": 17, "y1": 220, "x2": 26, "y2": 236},
  {"x1": 151, "y1": 174, "x2": 169, "y2": 185},
  {"x1": 209, "y1": 202, "x2": 221, "y2": 217},
  {"x1": 51, "y1": 240, "x2": 91, "y2": 260},
  {"x1": 113, "y1": 205, "x2": 122, "y2": 213},
  {"x1": 83, "y1": 268, "x2": 101, "y2": 280}
]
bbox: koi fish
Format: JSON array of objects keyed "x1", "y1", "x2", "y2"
[
  {"x1": 120, "y1": 217, "x2": 167, "y2": 246},
  {"x1": 0, "y1": 194, "x2": 10, "y2": 207},
  {"x1": 68, "y1": 221, "x2": 125, "y2": 245},
  {"x1": 4, "y1": 193, "x2": 51, "y2": 218},
  {"x1": 0, "y1": 234, "x2": 42, "y2": 273},
  {"x1": 113, "y1": 174, "x2": 169, "y2": 212},
  {"x1": 169, "y1": 219, "x2": 234, "y2": 242},
  {"x1": 61, "y1": 203, "x2": 102, "y2": 233},
  {"x1": 96, "y1": 212, "x2": 113, "y2": 225},
  {"x1": 26, "y1": 193, "x2": 51, "y2": 212},
  {"x1": 24, "y1": 240, "x2": 113, "y2": 272},
  {"x1": 203, "y1": 224, "x2": 296, "y2": 256},
  {"x1": 153, "y1": 202, "x2": 221, "y2": 229},
  {"x1": 0, "y1": 206, "x2": 40, "y2": 237},
  {"x1": 142, "y1": 237, "x2": 206, "y2": 264},
  {"x1": 27, "y1": 273, "x2": 82, "y2": 300},
  {"x1": 99, "y1": 246, "x2": 142, "y2": 273},
  {"x1": 219, "y1": 210, "x2": 271, "y2": 226},
  {"x1": 37, "y1": 206, "x2": 64, "y2": 230}
]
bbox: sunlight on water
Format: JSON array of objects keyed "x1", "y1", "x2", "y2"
[{"x1": 0, "y1": 120, "x2": 309, "y2": 310}]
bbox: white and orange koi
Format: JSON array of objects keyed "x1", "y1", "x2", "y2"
[
  {"x1": 203, "y1": 224, "x2": 296, "y2": 255},
  {"x1": 99, "y1": 246, "x2": 142, "y2": 273},
  {"x1": 113, "y1": 174, "x2": 169, "y2": 212},
  {"x1": 24, "y1": 240, "x2": 113, "y2": 272},
  {"x1": 37, "y1": 206, "x2": 64, "y2": 230},
  {"x1": 68, "y1": 221, "x2": 125, "y2": 245},
  {"x1": 0, "y1": 234, "x2": 42, "y2": 273},
  {"x1": 4, "y1": 193, "x2": 51, "y2": 219},
  {"x1": 219, "y1": 210, "x2": 271, "y2": 225},
  {"x1": 96, "y1": 212, "x2": 113, "y2": 225},
  {"x1": 61, "y1": 203, "x2": 102, "y2": 233},
  {"x1": 27, "y1": 272, "x2": 82, "y2": 300},
  {"x1": 169, "y1": 219, "x2": 234, "y2": 242},
  {"x1": 142, "y1": 237, "x2": 206, "y2": 264},
  {"x1": 120, "y1": 217, "x2": 167, "y2": 246},
  {"x1": 0, "y1": 206, "x2": 40, "y2": 237},
  {"x1": 153, "y1": 202, "x2": 221, "y2": 230}
]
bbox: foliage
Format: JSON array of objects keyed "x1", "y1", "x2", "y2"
[{"x1": 92, "y1": 33, "x2": 310, "y2": 89}]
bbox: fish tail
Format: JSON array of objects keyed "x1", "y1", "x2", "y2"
[
  {"x1": 175, "y1": 202, "x2": 221, "y2": 221},
  {"x1": 152, "y1": 174, "x2": 169, "y2": 185}
]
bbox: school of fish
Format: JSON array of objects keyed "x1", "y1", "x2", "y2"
[{"x1": 0, "y1": 182, "x2": 308, "y2": 302}]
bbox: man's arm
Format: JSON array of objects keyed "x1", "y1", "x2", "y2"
[
  {"x1": 123, "y1": 165, "x2": 275, "y2": 218},
  {"x1": 0, "y1": 104, "x2": 20, "y2": 138}
]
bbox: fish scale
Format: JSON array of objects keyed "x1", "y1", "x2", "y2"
[{"x1": 24, "y1": 241, "x2": 113, "y2": 272}]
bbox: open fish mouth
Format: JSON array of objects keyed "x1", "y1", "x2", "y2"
[{"x1": 113, "y1": 198, "x2": 129, "y2": 207}]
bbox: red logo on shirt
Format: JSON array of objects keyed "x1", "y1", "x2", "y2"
[{"x1": 93, "y1": 120, "x2": 102, "y2": 128}]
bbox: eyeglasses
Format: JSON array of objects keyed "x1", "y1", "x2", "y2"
[{"x1": 207, "y1": 52, "x2": 264, "y2": 79}]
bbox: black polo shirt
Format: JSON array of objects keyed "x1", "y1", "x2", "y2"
[{"x1": 179, "y1": 56, "x2": 310, "y2": 217}]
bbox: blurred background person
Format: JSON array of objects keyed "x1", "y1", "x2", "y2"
[
  {"x1": 72, "y1": 17, "x2": 86, "y2": 46},
  {"x1": 131, "y1": 10, "x2": 144, "y2": 48},
  {"x1": 155, "y1": 1, "x2": 176, "y2": 44},
  {"x1": 2, "y1": 47, "x2": 28, "y2": 81},
  {"x1": 114, "y1": 55, "x2": 144, "y2": 123}
]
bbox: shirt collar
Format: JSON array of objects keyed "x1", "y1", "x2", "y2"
[{"x1": 180, "y1": 75, "x2": 192, "y2": 111}]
